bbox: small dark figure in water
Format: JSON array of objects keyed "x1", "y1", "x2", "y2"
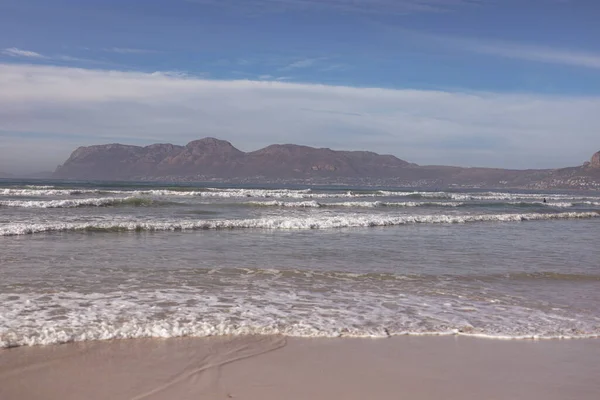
[{"x1": 543, "y1": 198, "x2": 547, "y2": 203}]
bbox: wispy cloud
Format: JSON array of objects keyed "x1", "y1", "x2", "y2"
[
  {"x1": 0, "y1": 47, "x2": 119, "y2": 66},
  {"x1": 104, "y1": 47, "x2": 158, "y2": 54},
  {"x1": 1, "y1": 63, "x2": 598, "y2": 172},
  {"x1": 186, "y1": 0, "x2": 484, "y2": 15},
  {"x1": 150, "y1": 70, "x2": 196, "y2": 78},
  {"x1": 444, "y1": 37, "x2": 600, "y2": 69},
  {"x1": 1, "y1": 48, "x2": 46, "y2": 59},
  {"x1": 258, "y1": 74, "x2": 292, "y2": 81},
  {"x1": 281, "y1": 57, "x2": 324, "y2": 70},
  {"x1": 320, "y1": 63, "x2": 349, "y2": 72},
  {"x1": 300, "y1": 107, "x2": 363, "y2": 117},
  {"x1": 55, "y1": 55, "x2": 96, "y2": 63},
  {"x1": 282, "y1": 58, "x2": 317, "y2": 70}
]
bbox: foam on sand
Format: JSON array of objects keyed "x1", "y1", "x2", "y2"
[{"x1": 2, "y1": 283, "x2": 599, "y2": 348}]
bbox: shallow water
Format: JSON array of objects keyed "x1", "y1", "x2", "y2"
[{"x1": 1, "y1": 180, "x2": 599, "y2": 346}]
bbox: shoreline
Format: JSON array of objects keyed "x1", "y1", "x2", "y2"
[
  {"x1": 3, "y1": 330, "x2": 600, "y2": 349},
  {"x1": 2, "y1": 335, "x2": 599, "y2": 400}
]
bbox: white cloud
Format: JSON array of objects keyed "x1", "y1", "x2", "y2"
[
  {"x1": 321, "y1": 63, "x2": 349, "y2": 72},
  {"x1": 0, "y1": 62, "x2": 598, "y2": 173},
  {"x1": 186, "y1": 0, "x2": 483, "y2": 15},
  {"x1": 1, "y1": 48, "x2": 46, "y2": 58},
  {"x1": 55, "y1": 55, "x2": 106, "y2": 64},
  {"x1": 1, "y1": 48, "x2": 117, "y2": 66},
  {"x1": 445, "y1": 37, "x2": 600, "y2": 69},
  {"x1": 105, "y1": 47, "x2": 157, "y2": 54},
  {"x1": 281, "y1": 58, "x2": 321, "y2": 70},
  {"x1": 258, "y1": 74, "x2": 291, "y2": 81}
]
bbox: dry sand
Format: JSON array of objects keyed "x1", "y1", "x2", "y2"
[{"x1": 1, "y1": 336, "x2": 599, "y2": 400}]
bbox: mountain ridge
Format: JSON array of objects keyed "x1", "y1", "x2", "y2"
[{"x1": 53, "y1": 138, "x2": 600, "y2": 190}]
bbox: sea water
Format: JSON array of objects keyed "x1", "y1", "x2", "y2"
[{"x1": 1, "y1": 180, "x2": 599, "y2": 347}]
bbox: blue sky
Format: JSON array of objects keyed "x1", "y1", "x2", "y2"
[{"x1": 1, "y1": 0, "x2": 599, "y2": 173}]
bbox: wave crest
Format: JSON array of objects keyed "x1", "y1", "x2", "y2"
[
  {"x1": 1, "y1": 211, "x2": 598, "y2": 236},
  {"x1": 0, "y1": 196, "x2": 163, "y2": 209}
]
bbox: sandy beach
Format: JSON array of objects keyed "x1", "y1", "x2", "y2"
[{"x1": 1, "y1": 336, "x2": 599, "y2": 400}]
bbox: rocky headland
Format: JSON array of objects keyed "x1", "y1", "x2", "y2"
[{"x1": 53, "y1": 138, "x2": 600, "y2": 190}]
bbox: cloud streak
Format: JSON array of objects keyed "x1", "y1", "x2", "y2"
[
  {"x1": 281, "y1": 57, "x2": 323, "y2": 70},
  {"x1": 446, "y1": 37, "x2": 600, "y2": 69},
  {"x1": 1, "y1": 48, "x2": 46, "y2": 59},
  {"x1": 0, "y1": 48, "x2": 119, "y2": 66},
  {"x1": 104, "y1": 47, "x2": 158, "y2": 54},
  {"x1": 186, "y1": 0, "x2": 484, "y2": 15},
  {"x1": 0, "y1": 62, "x2": 598, "y2": 173}
]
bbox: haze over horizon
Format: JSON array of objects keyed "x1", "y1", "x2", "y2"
[{"x1": 1, "y1": 0, "x2": 599, "y2": 174}]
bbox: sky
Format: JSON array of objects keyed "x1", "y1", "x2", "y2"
[{"x1": 1, "y1": 0, "x2": 599, "y2": 174}]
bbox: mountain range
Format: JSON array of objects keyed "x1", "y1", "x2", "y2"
[{"x1": 53, "y1": 138, "x2": 600, "y2": 189}]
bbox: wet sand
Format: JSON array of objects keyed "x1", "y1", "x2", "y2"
[{"x1": 1, "y1": 336, "x2": 599, "y2": 400}]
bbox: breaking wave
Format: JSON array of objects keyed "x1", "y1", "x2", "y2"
[
  {"x1": 246, "y1": 200, "x2": 464, "y2": 208},
  {"x1": 0, "y1": 188, "x2": 102, "y2": 196},
  {"x1": 0, "y1": 197, "x2": 170, "y2": 209},
  {"x1": 2, "y1": 187, "x2": 600, "y2": 202},
  {"x1": 1, "y1": 211, "x2": 598, "y2": 236},
  {"x1": 245, "y1": 200, "x2": 600, "y2": 209},
  {"x1": 1, "y1": 288, "x2": 597, "y2": 347}
]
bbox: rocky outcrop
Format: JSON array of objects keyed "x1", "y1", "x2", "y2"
[
  {"x1": 157, "y1": 138, "x2": 245, "y2": 177},
  {"x1": 54, "y1": 138, "x2": 414, "y2": 180},
  {"x1": 52, "y1": 140, "x2": 600, "y2": 189},
  {"x1": 54, "y1": 143, "x2": 184, "y2": 180},
  {"x1": 590, "y1": 151, "x2": 600, "y2": 168},
  {"x1": 245, "y1": 145, "x2": 413, "y2": 178}
]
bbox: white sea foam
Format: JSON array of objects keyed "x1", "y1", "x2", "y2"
[
  {"x1": 2, "y1": 187, "x2": 599, "y2": 201},
  {"x1": 580, "y1": 201, "x2": 600, "y2": 206},
  {"x1": 247, "y1": 200, "x2": 323, "y2": 207},
  {"x1": 505, "y1": 201, "x2": 600, "y2": 208},
  {"x1": 1, "y1": 212, "x2": 598, "y2": 236},
  {"x1": 128, "y1": 189, "x2": 358, "y2": 199},
  {"x1": 379, "y1": 191, "x2": 600, "y2": 202},
  {"x1": 24, "y1": 185, "x2": 56, "y2": 189},
  {"x1": 0, "y1": 188, "x2": 102, "y2": 196},
  {"x1": 1, "y1": 288, "x2": 597, "y2": 348},
  {"x1": 195, "y1": 189, "x2": 600, "y2": 201},
  {"x1": 247, "y1": 200, "x2": 464, "y2": 208},
  {"x1": 0, "y1": 187, "x2": 341, "y2": 198},
  {"x1": 207, "y1": 188, "x2": 313, "y2": 194},
  {"x1": 506, "y1": 201, "x2": 574, "y2": 208},
  {"x1": 539, "y1": 202, "x2": 574, "y2": 208},
  {"x1": 0, "y1": 196, "x2": 143, "y2": 208}
]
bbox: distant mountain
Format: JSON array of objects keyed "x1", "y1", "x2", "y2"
[
  {"x1": 53, "y1": 138, "x2": 600, "y2": 190},
  {"x1": 54, "y1": 138, "x2": 413, "y2": 180}
]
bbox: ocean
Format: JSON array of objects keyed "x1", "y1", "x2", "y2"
[{"x1": 1, "y1": 179, "x2": 599, "y2": 347}]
